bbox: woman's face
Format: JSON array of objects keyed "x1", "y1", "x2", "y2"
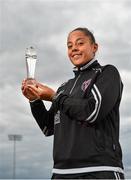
[{"x1": 67, "y1": 30, "x2": 98, "y2": 67}]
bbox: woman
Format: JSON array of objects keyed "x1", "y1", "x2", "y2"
[{"x1": 22, "y1": 27, "x2": 124, "y2": 179}]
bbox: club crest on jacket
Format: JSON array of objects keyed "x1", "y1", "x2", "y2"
[{"x1": 81, "y1": 79, "x2": 91, "y2": 92}]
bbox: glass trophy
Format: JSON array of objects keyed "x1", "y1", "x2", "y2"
[{"x1": 25, "y1": 46, "x2": 37, "y2": 85}]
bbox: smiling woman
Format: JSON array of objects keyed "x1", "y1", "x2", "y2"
[
  {"x1": 21, "y1": 27, "x2": 125, "y2": 179},
  {"x1": 67, "y1": 28, "x2": 98, "y2": 67}
]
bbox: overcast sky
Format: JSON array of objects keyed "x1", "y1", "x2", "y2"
[{"x1": 0, "y1": 0, "x2": 131, "y2": 179}]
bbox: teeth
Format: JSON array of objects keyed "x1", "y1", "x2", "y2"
[{"x1": 73, "y1": 54, "x2": 81, "y2": 58}]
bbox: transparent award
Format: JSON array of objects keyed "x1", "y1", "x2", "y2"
[{"x1": 25, "y1": 46, "x2": 37, "y2": 85}]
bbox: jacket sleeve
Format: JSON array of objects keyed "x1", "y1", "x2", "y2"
[
  {"x1": 53, "y1": 65, "x2": 123, "y2": 124},
  {"x1": 30, "y1": 99, "x2": 54, "y2": 136}
]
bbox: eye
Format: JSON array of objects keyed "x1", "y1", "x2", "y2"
[
  {"x1": 67, "y1": 44, "x2": 72, "y2": 49},
  {"x1": 77, "y1": 41, "x2": 84, "y2": 46}
]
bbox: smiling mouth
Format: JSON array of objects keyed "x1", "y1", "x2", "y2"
[{"x1": 72, "y1": 54, "x2": 82, "y2": 59}]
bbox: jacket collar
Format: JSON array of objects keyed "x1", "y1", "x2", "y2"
[{"x1": 73, "y1": 58, "x2": 97, "y2": 73}]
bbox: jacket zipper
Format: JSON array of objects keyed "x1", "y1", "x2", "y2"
[{"x1": 69, "y1": 74, "x2": 81, "y2": 95}]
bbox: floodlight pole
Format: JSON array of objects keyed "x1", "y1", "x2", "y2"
[{"x1": 8, "y1": 134, "x2": 22, "y2": 179}]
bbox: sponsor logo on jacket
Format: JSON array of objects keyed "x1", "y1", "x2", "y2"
[{"x1": 81, "y1": 79, "x2": 91, "y2": 92}]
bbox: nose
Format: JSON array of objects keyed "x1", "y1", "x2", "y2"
[{"x1": 71, "y1": 45, "x2": 79, "y2": 52}]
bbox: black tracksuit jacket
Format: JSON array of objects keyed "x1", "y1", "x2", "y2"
[{"x1": 30, "y1": 59, "x2": 124, "y2": 175}]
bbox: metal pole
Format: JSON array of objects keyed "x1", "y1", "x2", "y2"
[
  {"x1": 8, "y1": 134, "x2": 22, "y2": 179},
  {"x1": 13, "y1": 138, "x2": 16, "y2": 179}
]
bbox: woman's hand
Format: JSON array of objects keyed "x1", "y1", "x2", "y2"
[
  {"x1": 27, "y1": 83, "x2": 56, "y2": 102},
  {"x1": 21, "y1": 80, "x2": 56, "y2": 102},
  {"x1": 21, "y1": 79, "x2": 39, "y2": 101}
]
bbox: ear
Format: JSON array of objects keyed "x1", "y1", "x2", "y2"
[{"x1": 93, "y1": 43, "x2": 98, "y2": 53}]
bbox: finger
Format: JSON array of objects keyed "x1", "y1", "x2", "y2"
[
  {"x1": 22, "y1": 88, "x2": 28, "y2": 96},
  {"x1": 27, "y1": 87, "x2": 40, "y2": 97},
  {"x1": 27, "y1": 85, "x2": 40, "y2": 92},
  {"x1": 21, "y1": 85, "x2": 26, "y2": 92},
  {"x1": 28, "y1": 85, "x2": 43, "y2": 93},
  {"x1": 21, "y1": 84, "x2": 27, "y2": 92},
  {"x1": 23, "y1": 89, "x2": 39, "y2": 100}
]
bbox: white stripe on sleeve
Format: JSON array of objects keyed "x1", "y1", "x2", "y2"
[{"x1": 86, "y1": 84, "x2": 102, "y2": 123}]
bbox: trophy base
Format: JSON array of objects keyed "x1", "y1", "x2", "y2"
[{"x1": 26, "y1": 78, "x2": 37, "y2": 86}]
